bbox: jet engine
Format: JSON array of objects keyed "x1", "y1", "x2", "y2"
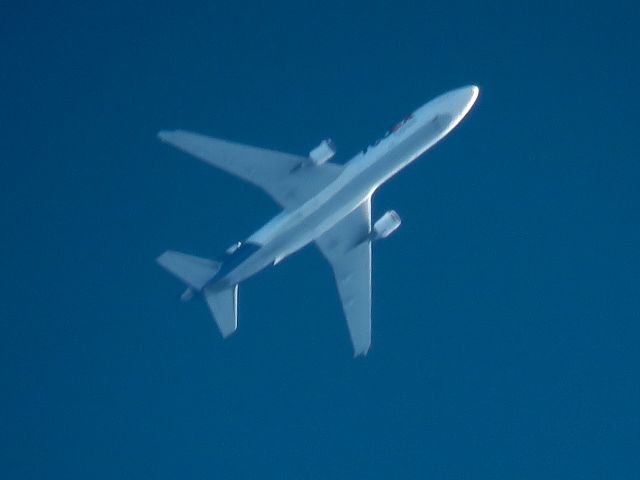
[
  {"x1": 308, "y1": 139, "x2": 336, "y2": 166},
  {"x1": 372, "y1": 210, "x2": 401, "y2": 240}
]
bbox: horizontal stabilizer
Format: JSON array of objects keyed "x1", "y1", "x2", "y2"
[
  {"x1": 156, "y1": 250, "x2": 220, "y2": 290},
  {"x1": 204, "y1": 285, "x2": 238, "y2": 337}
]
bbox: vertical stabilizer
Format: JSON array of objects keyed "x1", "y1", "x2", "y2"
[{"x1": 204, "y1": 285, "x2": 238, "y2": 337}]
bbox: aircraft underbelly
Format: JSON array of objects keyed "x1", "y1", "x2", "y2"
[{"x1": 222, "y1": 116, "x2": 455, "y2": 285}]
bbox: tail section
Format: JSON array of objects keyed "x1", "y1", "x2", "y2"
[
  {"x1": 204, "y1": 285, "x2": 238, "y2": 337},
  {"x1": 156, "y1": 250, "x2": 238, "y2": 338},
  {"x1": 156, "y1": 250, "x2": 220, "y2": 290}
]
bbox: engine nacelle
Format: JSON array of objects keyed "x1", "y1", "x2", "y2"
[
  {"x1": 308, "y1": 139, "x2": 336, "y2": 166},
  {"x1": 372, "y1": 210, "x2": 401, "y2": 240},
  {"x1": 225, "y1": 242, "x2": 241, "y2": 255}
]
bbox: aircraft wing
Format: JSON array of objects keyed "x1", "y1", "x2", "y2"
[
  {"x1": 315, "y1": 198, "x2": 372, "y2": 356},
  {"x1": 158, "y1": 130, "x2": 343, "y2": 208}
]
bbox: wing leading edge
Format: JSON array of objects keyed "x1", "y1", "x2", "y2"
[
  {"x1": 158, "y1": 130, "x2": 342, "y2": 209},
  {"x1": 315, "y1": 198, "x2": 372, "y2": 356}
]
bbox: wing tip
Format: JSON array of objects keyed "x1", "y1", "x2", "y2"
[
  {"x1": 220, "y1": 326, "x2": 238, "y2": 339},
  {"x1": 352, "y1": 343, "x2": 371, "y2": 358},
  {"x1": 155, "y1": 250, "x2": 172, "y2": 266},
  {"x1": 157, "y1": 130, "x2": 175, "y2": 143}
]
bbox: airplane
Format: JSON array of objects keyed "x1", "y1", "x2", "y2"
[{"x1": 156, "y1": 85, "x2": 479, "y2": 356}]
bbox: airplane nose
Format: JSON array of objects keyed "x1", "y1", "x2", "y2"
[
  {"x1": 412, "y1": 85, "x2": 480, "y2": 131},
  {"x1": 437, "y1": 85, "x2": 479, "y2": 125},
  {"x1": 450, "y1": 85, "x2": 479, "y2": 113}
]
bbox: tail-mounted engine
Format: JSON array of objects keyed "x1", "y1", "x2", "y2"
[
  {"x1": 308, "y1": 139, "x2": 336, "y2": 166},
  {"x1": 372, "y1": 210, "x2": 401, "y2": 240}
]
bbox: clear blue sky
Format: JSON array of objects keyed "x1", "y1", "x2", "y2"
[{"x1": 2, "y1": 1, "x2": 639, "y2": 478}]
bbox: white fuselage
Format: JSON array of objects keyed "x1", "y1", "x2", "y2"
[{"x1": 211, "y1": 86, "x2": 479, "y2": 289}]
